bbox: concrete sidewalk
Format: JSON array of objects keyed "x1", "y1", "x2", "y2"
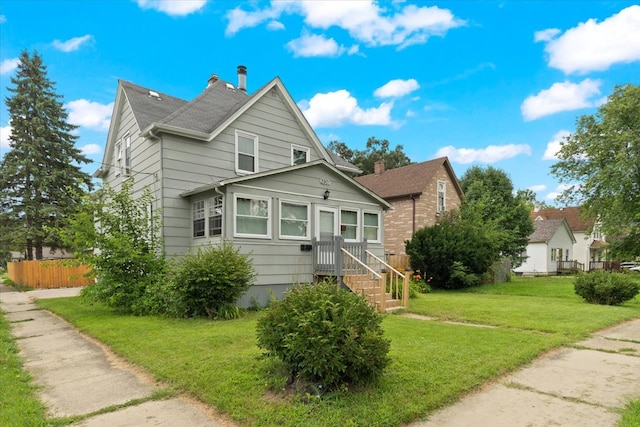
[
  {"x1": 0, "y1": 284, "x2": 229, "y2": 426},
  {"x1": 411, "y1": 319, "x2": 640, "y2": 427}
]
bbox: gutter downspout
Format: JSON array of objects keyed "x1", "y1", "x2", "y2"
[{"x1": 410, "y1": 194, "x2": 416, "y2": 236}]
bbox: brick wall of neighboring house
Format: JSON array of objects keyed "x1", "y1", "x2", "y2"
[{"x1": 383, "y1": 167, "x2": 462, "y2": 256}]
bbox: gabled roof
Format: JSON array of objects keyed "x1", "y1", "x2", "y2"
[
  {"x1": 532, "y1": 206, "x2": 593, "y2": 232},
  {"x1": 354, "y1": 157, "x2": 463, "y2": 199},
  {"x1": 529, "y1": 218, "x2": 576, "y2": 243},
  {"x1": 120, "y1": 80, "x2": 188, "y2": 132},
  {"x1": 179, "y1": 159, "x2": 393, "y2": 210}
]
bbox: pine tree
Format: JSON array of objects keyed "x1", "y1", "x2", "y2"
[{"x1": 0, "y1": 50, "x2": 93, "y2": 260}]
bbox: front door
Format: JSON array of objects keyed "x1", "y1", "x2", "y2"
[{"x1": 316, "y1": 206, "x2": 338, "y2": 270}]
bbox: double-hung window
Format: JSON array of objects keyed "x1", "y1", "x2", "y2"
[
  {"x1": 363, "y1": 211, "x2": 381, "y2": 243},
  {"x1": 280, "y1": 200, "x2": 309, "y2": 239},
  {"x1": 235, "y1": 194, "x2": 271, "y2": 238},
  {"x1": 208, "y1": 196, "x2": 223, "y2": 237},
  {"x1": 340, "y1": 209, "x2": 359, "y2": 241},
  {"x1": 236, "y1": 130, "x2": 258, "y2": 174},
  {"x1": 437, "y1": 180, "x2": 446, "y2": 213},
  {"x1": 291, "y1": 145, "x2": 309, "y2": 166},
  {"x1": 193, "y1": 200, "x2": 205, "y2": 238}
]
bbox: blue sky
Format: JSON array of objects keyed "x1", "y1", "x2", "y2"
[{"x1": 1, "y1": 1, "x2": 639, "y2": 203}]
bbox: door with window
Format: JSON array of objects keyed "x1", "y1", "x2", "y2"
[{"x1": 316, "y1": 206, "x2": 338, "y2": 269}]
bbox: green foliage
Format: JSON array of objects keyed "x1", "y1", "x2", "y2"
[
  {"x1": 327, "y1": 137, "x2": 412, "y2": 174},
  {"x1": 551, "y1": 83, "x2": 640, "y2": 257},
  {"x1": 256, "y1": 281, "x2": 390, "y2": 389},
  {"x1": 62, "y1": 180, "x2": 166, "y2": 314},
  {"x1": 406, "y1": 210, "x2": 499, "y2": 289},
  {"x1": 459, "y1": 166, "x2": 534, "y2": 268},
  {"x1": 168, "y1": 242, "x2": 256, "y2": 319},
  {"x1": 574, "y1": 270, "x2": 639, "y2": 305},
  {"x1": 0, "y1": 50, "x2": 92, "y2": 260}
]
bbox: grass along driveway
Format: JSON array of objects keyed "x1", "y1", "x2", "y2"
[{"x1": 19, "y1": 276, "x2": 640, "y2": 426}]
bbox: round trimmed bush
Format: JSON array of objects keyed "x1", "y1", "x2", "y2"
[
  {"x1": 256, "y1": 281, "x2": 390, "y2": 389},
  {"x1": 574, "y1": 270, "x2": 639, "y2": 305},
  {"x1": 169, "y1": 242, "x2": 256, "y2": 318}
]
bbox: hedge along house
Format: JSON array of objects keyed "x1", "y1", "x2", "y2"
[{"x1": 94, "y1": 66, "x2": 403, "y2": 310}]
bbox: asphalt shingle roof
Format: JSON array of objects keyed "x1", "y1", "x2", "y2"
[
  {"x1": 532, "y1": 206, "x2": 593, "y2": 232},
  {"x1": 529, "y1": 219, "x2": 566, "y2": 242},
  {"x1": 355, "y1": 157, "x2": 461, "y2": 199},
  {"x1": 120, "y1": 80, "x2": 187, "y2": 132}
]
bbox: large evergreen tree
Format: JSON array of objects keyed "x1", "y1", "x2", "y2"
[
  {"x1": 459, "y1": 165, "x2": 534, "y2": 267},
  {"x1": 0, "y1": 50, "x2": 92, "y2": 260}
]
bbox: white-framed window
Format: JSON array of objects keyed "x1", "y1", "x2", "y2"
[
  {"x1": 437, "y1": 180, "x2": 446, "y2": 213},
  {"x1": 124, "y1": 134, "x2": 131, "y2": 176},
  {"x1": 363, "y1": 211, "x2": 381, "y2": 243},
  {"x1": 340, "y1": 209, "x2": 359, "y2": 241},
  {"x1": 115, "y1": 140, "x2": 122, "y2": 176},
  {"x1": 235, "y1": 130, "x2": 258, "y2": 174},
  {"x1": 209, "y1": 196, "x2": 223, "y2": 237},
  {"x1": 291, "y1": 145, "x2": 309, "y2": 166},
  {"x1": 193, "y1": 200, "x2": 205, "y2": 238},
  {"x1": 234, "y1": 194, "x2": 271, "y2": 238},
  {"x1": 279, "y1": 200, "x2": 310, "y2": 240}
]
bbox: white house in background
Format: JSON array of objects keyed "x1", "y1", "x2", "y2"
[
  {"x1": 93, "y1": 66, "x2": 396, "y2": 308},
  {"x1": 514, "y1": 218, "x2": 577, "y2": 276},
  {"x1": 531, "y1": 206, "x2": 606, "y2": 270}
]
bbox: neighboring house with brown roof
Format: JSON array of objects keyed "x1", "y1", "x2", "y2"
[
  {"x1": 513, "y1": 218, "x2": 577, "y2": 276},
  {"x1": 531, "y1": 206, "x2": 606, "y2": 270},
  {"x1": 355, "y1": 157, "x2": 463, "y2": 256}
]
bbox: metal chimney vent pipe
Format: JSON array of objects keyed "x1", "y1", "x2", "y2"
[{"x1": 237, "y1": 65, "x2": 247, "y2": 93}]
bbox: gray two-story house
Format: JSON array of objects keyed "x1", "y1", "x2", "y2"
[{"x1": 95, "y1": 66, "x2": 398, "y2": 308}]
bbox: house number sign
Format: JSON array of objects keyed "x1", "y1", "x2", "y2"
[{"x1": 320, "y1": 178, "x2": 332, "y2": 186}]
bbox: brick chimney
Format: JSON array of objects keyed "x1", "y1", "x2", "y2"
[
  {"x1": 374, "y1": 160, "x2": 385, "y2": 174},
  {"x1": 237, "y1": 65, "x2": 247, "y2": 93}
]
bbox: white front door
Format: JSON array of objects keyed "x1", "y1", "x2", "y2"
[{"x1": 316, "y1": 206, "x2": 338, "y2": 240}]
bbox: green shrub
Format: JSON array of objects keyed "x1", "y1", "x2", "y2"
[
  {"x1": 169, "y1": 242, "x2": 256, "y2": 319},
  {"x1": 256, "y1": 281, "x2": 390, "y2": 390},
  {"x1": 574, "y1": 270, "x2": 639, "y2": 305}
]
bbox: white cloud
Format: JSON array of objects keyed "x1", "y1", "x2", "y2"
[
  {"x1": 226, "y1": 1, "x2": 465, "y2": 49},
  {"x1": 521, "y1": 79, "x2": 601, "y2": 121},
  {"x1": 80, "y1": 144, "x2": 102, "y2": 155},
  {"x1": 534, "y1": 28, "x2": 560, "y2": 42},
  {"x1": 436, "y1": 144, "x2": 532, "y2": 164},
  {"x1": 1, "y1": 124, "x2": 11, "y2": 149},
  {"x1": 299, "y1": 89, "x2": 393, "y2": 128},
  {"x1": 65, "y1": 100, "x2": 113, "y2": 131},
  {"x1": 137, "y1": 0, "x2": 206, "y2": 16},
  {"x1": 266, "y1": 20, "x2": 285, "y2": 31},
  {"x1": 374, "y1": 79, "x2": 419, "y2": 98},
  {"x1": 537, "y1": 5, "x2": 640, "y2": 74},
  {"x1": 542, "y1": 129, "x2": 571, "y2": 160},
  {"x1": 52, "y1": 34, "x2": 93, "y2": 52},
  {"x1": 0, "y1": 15, "x2": 6, "y2": 24},
  {"x1": 0, "y1": 57, "x2": 19, "y2": 74},
  {"x1": 528, "y1": 184, "x2": 547, "y2": 192},
  {"x1": 545, "y1": 183, "x2": 574, "y2": 201},
  {"x1": 286, "y1": 32, "x2": 346, "y2": 57}
]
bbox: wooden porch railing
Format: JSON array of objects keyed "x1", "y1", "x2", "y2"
[
  {"x1": 557, "y1": 260, "x2": 584, "y2": 273},
  {"x1": 312, "y1": 236, "x2": 408, "y2": 312}
]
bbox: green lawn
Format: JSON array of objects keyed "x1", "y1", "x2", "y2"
[{"x1": 4, "y1": 275, "x2": 640, "y2": 426}]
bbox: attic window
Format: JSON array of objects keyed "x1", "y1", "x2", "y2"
[
  {"x1": 225, "y1": 83, "x2": 235, "y2": 91},
  {"x1": 148, "y1": 90, "x2": 161, "y2": 100}
]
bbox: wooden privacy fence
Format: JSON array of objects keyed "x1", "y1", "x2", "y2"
[{"x1": 7, "y1": 260, "x2": 93, "y2": 289}]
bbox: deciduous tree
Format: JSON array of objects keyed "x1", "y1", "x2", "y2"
[
  {"x1": 327, "y1": 137, "x2": 412, "y2": 174},
  {"x1": 551, "y1": 83, "x2": 640, "y2": 258}
]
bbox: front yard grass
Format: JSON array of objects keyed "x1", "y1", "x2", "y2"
[{"x1": 7, "y1": 275, "x2": 640, "y2": 426}]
